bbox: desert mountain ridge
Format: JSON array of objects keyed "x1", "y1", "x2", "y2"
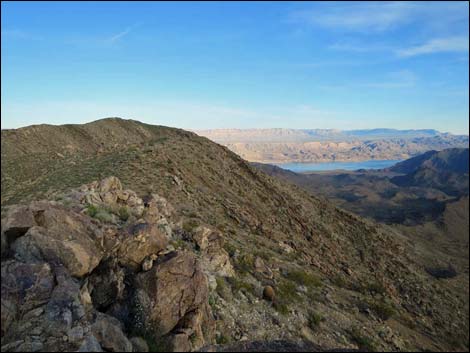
[{"x1": 1, "y1": 117, "x2": 469, "y2": 352}]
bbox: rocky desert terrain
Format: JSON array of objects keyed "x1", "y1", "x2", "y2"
[{"x1": 1, "y1": 118, "x2": 469, "y2": 352}]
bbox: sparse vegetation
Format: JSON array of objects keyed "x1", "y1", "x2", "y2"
[
  {"x1": 233, "y1": 254, "x2": 255, "y2": 275},
  {"x1": 368, "y1": 299, "x2": 395, "y2": 320},
  {"x1": 117, "y1": 205, "x2": 130, "y2": 221},
  {"x1": 307, "y1": 311, "x2": 323, "y2": 330},
  {"x1": 350, "y1": 327, "x2": 376, "y2": 352},
  {"x1": 283, "y1": 269, "x2": 322, "y2": 289}
]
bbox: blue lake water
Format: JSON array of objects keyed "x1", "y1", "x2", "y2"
[{"x1": 275, "y1": 159, "x2": 402, "y2": 173}]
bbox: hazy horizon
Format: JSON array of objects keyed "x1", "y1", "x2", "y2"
[{"x1": 2, "y1": 1, "x2": 469, "y2": 134}]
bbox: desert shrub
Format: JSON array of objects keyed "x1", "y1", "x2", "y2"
[
  {"x1": 117, "y1": 206, "x2": 130, "y2": 221},
  {"x1": 234, "y1": 254, "x2": 255, "y2": 275},
  {"x1": 223, "y1": 242, "x2": 237, "y2": 257},
  {"x1": 307, "y1": 311, "x2": 323, "y2": 330},
  {"x1": 273, "y1": 301, "x2": 290, "y2": 315},
  {"x1": 331, "y1": 275, "x2": 347, "y2": 288},
  {"x1": 226, "y1": 277, "x2": 256, "y2": 296},
  {"x1": 277, "y1": 280, "x2": 301, "y2": 301},
  {"x1": 94, "y1": 209, "x2": 114, "y2": 223},
  {"x1": 284, "y1": 269, "x2": 322, "y2": 289},
  {"x1": 182, "y1": 219, "x2": 199, "y2": 233},
  {"x1": 369, "y1": 299, "x2": 395, "y2": 320},
  {"x1": 350, "y1": 327, "x2": 376, "y2": 352},
  {"x1": 86, "y1": 204, "x2": 98, "y2": 217},
  {"x1": 216, "y1": 333, "x2": 231, "y2": 345}
]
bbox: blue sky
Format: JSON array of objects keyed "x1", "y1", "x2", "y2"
[{"x1": 1, "y1": 1, "x2": 469, "y2": 133}]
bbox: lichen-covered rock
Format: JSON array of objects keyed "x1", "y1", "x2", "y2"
[
  {"x1": 118, "y1": 222, "x2": 168, "y2": 270},
  {"x1": 1, "y1": 205, "x2": 35, "y2": 257},
  {"x1": 4, "y1": 202, "x2": 103, "y2": 277},
  {"x1": 99, "y1": 176, "x2": 122, "y2": 193},
  {"x1": 1, "y1": 260, "x2": 55, "y2": 337},
  {"x1": 133, "y1": 251, "x2": 215, "y2": 348}
]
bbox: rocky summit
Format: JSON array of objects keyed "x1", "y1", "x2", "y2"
[{"x1": 1, "y1": 118, "x2": 469, "y2": 352}]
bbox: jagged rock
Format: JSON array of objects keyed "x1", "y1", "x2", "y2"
[
  {"x1": 193, "y1": 226, "x2": 235, "y2": 278},
  {"x1": 170, "y1": 333, "x2": 191, "y2": 352},
  {"x1": 141, "y1": 254, "x2": 158, "y2": 271},
  {"x1": 117, "y1": 222, "x2": 168, "y2": 270},
  {"x1": 133, "y1": 251, "x2": 215, "y2": 347},
  {"x1": 193, "y1": 226, "x2": 212, "y2": 251},
  {"x1": 1, "y1": 260, "x2": 55, "y2": 337},
  {"x1": 88, "y1": 259, "x2": 126, "y2": 310},
  {"x1": 143, "y1": 194, "x2": 175, "y2": 222},
  {"x1": 1, "y1": 205, "x2": 35, "y2": 257},
  {"x1": 99, "y1": 176, "x2": 122, "y2": 193},
  {"x1": 13, "y1": 225, "x2": 102, "y2": 278},
  {"x1": 6, "y1": 202, "x2": 103, "y2": 277},
  {"x1": 130, "y1": 337, "x2": 149, "y2": 352},
  {"x1": 91, "y1": 313, "x2": 133, "y2": 352},
  {"x1": 254, "y1": 257, "x2": 273, "y2": 279}
]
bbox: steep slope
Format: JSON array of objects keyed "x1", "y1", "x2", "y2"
[
  {"x1": 1, "y1": 118, "x2": 469, "y2": 351},
  {"x1": 391, "y1": 148, "x2": 469, "y2": 196}
]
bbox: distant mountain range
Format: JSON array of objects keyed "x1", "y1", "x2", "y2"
[
  {"x1": 196, "y1": 128, "x2": 457, "y2": 143},
  {"x1": 195, "y1": 128, "x2": 469, "y2": 163}
]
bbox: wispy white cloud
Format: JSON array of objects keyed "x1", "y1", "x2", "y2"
[
  {"x1": 397, "y1": 36, "x2": 469, "y2": 57},
  {"x1": 288, "y1": 1, "x2": 468, "y2": 33},
  {"x1": 328, "y1": 42, "x2": 393, "y2": 53},
  {"x1": 289, "y1": 2, "x2": 414, "y2": 32},
  {"x1": 107, "y1": 26, "x2": 133, "y2": 44}
]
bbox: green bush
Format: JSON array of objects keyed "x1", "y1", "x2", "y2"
[
  {"x1": 284, "y1": 269, "x2": 322, "y2": 289},
  {"x1": 182, "y1": 219, "x2": 199, "y2": 233},
  {"x1": 226, "y1": 277, "x2": 256, "y2": 296},
  {"x1": 223, "y1": 242, "x2": 237, "y2": 257},
  {"x1": 307, "y1": 311, "x2": 323, "y2": 330},
  {"x1": 350, "y1": 327, "x2": 376, "y2": 352},
  {"x1": 86, "y1": 204, "x2": 98, "y2": 217},
  {"x1": 273, "y1": 301, "x2": 290, "y2": 315},
  {"x1": 234, "y1": 254, "x2": 255, "y2": 275},
  {"x1": 94, "y1": 209, "x2": 114, "y2": 223},
  {"x1": 118, "y1": 206, "x2": 130, "y2": 221},
  {"x1": 369, "y1": 299, "x2": 395, "y2": 320},
  {"x1": 216, "y1": 333, "x2": 230, "y2": 345}
]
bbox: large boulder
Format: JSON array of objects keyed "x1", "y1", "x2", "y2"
[
  {"x1": 142, "y1": 194, "x2": 175, "y2": 223},
  {"x1": 193, "y1": 226, "x2": 234, "y2": 278},
  {"x1": 10, "y1": 202, "x2": 103, "y2": 277},
  {"x1": 133, "y1": 251, "x2": 215, "y2": 349},
  {"x1": 1, "y1": 260, "x2": 99, "y2": 352},
  {"x1": 117, "y1": 222, "x2": 169, "y2": 270},
  {"x1": 1, "y1": 260, "x2": 55, "y2": 337},
  {"x1": 1, "y1": 205, "x2": 36, "y2": 257}
]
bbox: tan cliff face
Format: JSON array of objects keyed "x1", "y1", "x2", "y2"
[
  {"x1": 194, "y1": 128, "x2": 469, "y2": 163},
  {"x1": 1, "y1": 118, "x2": 469, "y2": 351}
]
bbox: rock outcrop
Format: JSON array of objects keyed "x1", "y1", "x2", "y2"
[{"x1": 0, "y1": 177, "x2": 216, "y2": 352}]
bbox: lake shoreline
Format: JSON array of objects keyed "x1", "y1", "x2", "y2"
[{"x1": 274, "y1": 159, "x2": 403, "y2": 173}]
